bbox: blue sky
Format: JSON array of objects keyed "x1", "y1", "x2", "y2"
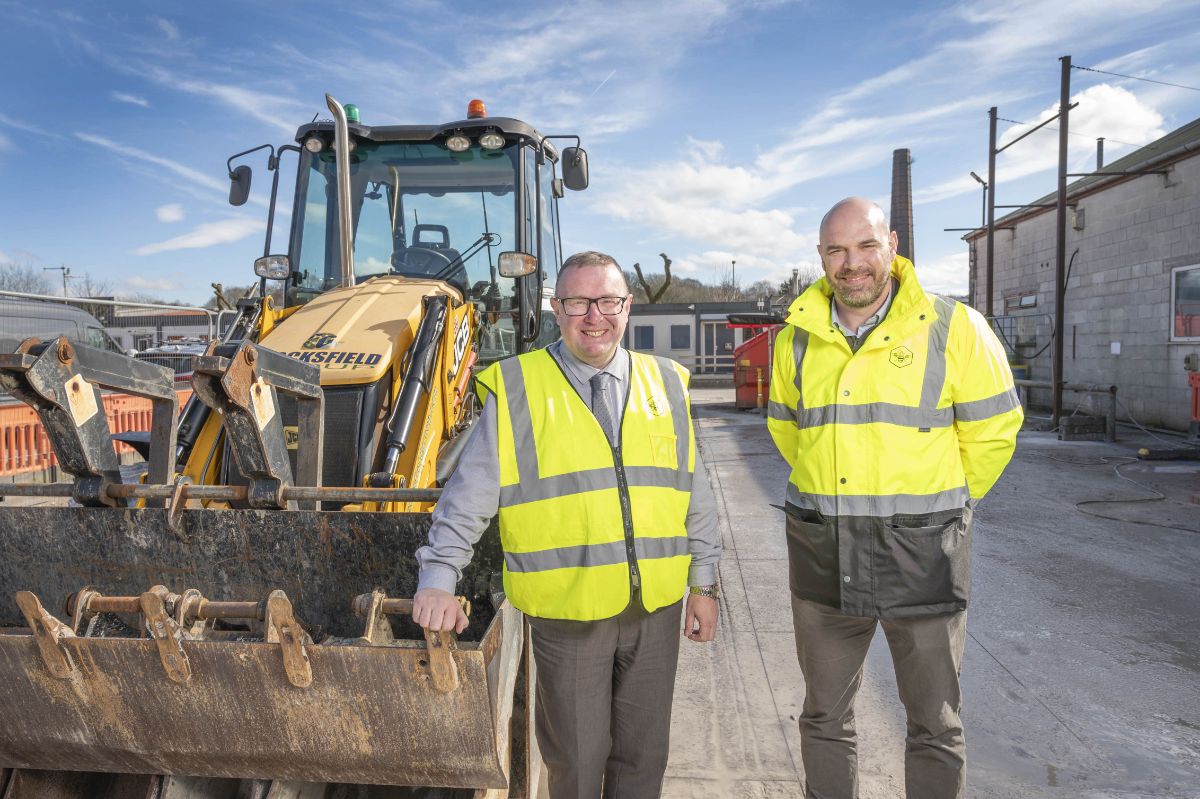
[{"x1": 2, "y1": 0, "x2": 1200, "y2": 305}]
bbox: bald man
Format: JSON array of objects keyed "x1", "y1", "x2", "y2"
[{"x1": 767, "y1": 198, "x2": 1022, "y2": 798}]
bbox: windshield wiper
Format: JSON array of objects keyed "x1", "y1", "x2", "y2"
[{"x1": 432, "y1": 232, "x2": 501, "y2": 281}]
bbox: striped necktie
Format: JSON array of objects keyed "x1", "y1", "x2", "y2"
[{"x1": 589, "y1": 372, "x2": 616, "y2": 445}]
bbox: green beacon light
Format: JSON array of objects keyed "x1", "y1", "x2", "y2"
[{"x1": 344, "y1": 104, "x2": 360, "y2": 124}]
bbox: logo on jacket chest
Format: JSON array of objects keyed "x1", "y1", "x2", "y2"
[{"x1": 889, "y1": 346, "x2": 914, "y2": 368}]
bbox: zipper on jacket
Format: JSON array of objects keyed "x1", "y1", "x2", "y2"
[{"x1": 611, "y1": 442, "x2": 640, "y2": 592}]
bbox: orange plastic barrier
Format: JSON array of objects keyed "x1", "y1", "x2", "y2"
[{"x1": 0, "y1": 389, "x2": 192, "y2": 478}]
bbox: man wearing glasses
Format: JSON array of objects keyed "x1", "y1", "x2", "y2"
[{"x1": 414, "y1": 250, "x2": 721, "y2": 798}]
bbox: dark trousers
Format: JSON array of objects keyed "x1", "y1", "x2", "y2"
[
  {"x1": 791, "y1": 597, "x2": 968, "y2": 799},
  {"x1": 529, "y1": 597, "x2": 683, "y2": 799}
]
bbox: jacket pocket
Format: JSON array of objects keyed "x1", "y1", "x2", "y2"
[
  {"x1": 875, "y1": 513, "x2": 971, "y2": 613},
  {"x1": 784, "y1": 509, "x2": 840, "y2": 606}
]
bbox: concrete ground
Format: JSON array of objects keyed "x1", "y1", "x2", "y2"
[{"x1": 664, "y1": 387, "x2": 1200, "y2": 799}]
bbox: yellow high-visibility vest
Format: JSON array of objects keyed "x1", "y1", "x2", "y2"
[{"x1": 476, "y1": 348, "x2": 695, "y2": 620}]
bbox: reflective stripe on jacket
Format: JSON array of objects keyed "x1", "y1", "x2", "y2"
[
  {"x1": 768, "y1": 256, "x2": 1022, "y2": 618},
  {"x1": 476, "y1": 348, "x2": 695, "y2": 620}
]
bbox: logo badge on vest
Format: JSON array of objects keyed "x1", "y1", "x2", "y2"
[
  {"x1": 889, "y1": 346, "x2": 914, "y2": 368},
  {"x1": 647, "y1": 396, "x2": 662, "y2": 416},
  {"x1": 303, "y1": 332, "x2": 337, "y2": 349}
]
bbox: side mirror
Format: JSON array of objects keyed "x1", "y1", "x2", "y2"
[
  {"x1": 561, "y1": 147, "x2": 589, "y2": 191},
  {"x1": 254, "y1": 254, "x2": 292, "y2": 280},
  {"x1": 498, "y1": 251, "x2": 537, "y2": 278},
  {"x1": 229, "y1": 164, "x2": 252, "y2": 206}
]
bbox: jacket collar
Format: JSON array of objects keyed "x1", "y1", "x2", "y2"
[{"x1": 785, "y1": 256, "x2": 935, "y2": 345}]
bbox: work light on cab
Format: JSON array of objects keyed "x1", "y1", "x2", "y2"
[{"x1": 479, "y1": 130, "x2": 505, "y2": 150}]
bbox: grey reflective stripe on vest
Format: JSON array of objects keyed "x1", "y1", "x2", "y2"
[
  {"x1": 499, "y1": 356, "x2": 540, "y2": 485},
  {"x1": 504, "y1": 535, "x2": 689, "y2": 573},
  {"x1": 498, "y1": 353, "x2": 693, "y2": 509},
  {"x1": 955, "y1": 386, "x2": 1021, "y2": 421},
  {"x1": 635, "y1": 535, "x2": 690, "y2": 560},
  {"x1": 499, "y1": 467, "x2": 616, "y2": 506},
  {"x1": 505, "y1": 540, "x2": 627, "y2": 572},
  {"x1": 796, "y1": 403, "x2": 953, "y2": 430},
  {"x1": 652, "y1": 355, "x2": 691, "y2": 472},
  {"x1": 497, "y1": 465, "x2": 690, "y2": 506},
  {"x1": 920, "y1": 296, "x2": 956, "y2": 409},
  {"x1": 786, "y1": 482, "x2": 969, "y2": 516}
]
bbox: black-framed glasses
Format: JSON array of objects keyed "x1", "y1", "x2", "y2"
[{"x1": 554, "y1": 295, "x2": 629, "y2": 316}]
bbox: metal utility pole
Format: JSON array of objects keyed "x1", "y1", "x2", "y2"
[
  {"x1": 43, "y1": 264, "x2": 72, "y2": 298},
  {"x1": 1097, "y1": 137, "x2": 1105, "y2": 170},
  {"x1": 986, "y1": 107, "x2": 998, "y2": 318},
  {"x1": 1052, "y1": 55, "x2": 1072, "y2": 427}
]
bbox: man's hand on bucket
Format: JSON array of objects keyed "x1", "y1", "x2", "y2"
[{"x1": 413, "y1": 587, "x2": 470, "y2": 633}]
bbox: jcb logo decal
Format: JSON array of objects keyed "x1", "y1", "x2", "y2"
[
  {"x1": 303, "y1": 332, "x2": 337, "y2": 349},
  {"x1": 889, "y1": 346, "x2": 914, "y2": 368}
]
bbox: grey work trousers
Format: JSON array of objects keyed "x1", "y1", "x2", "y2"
[
  {"x1": 791, "y1": 597, "x2": 968, "y2": 799},
  {"x1": 529, "y1": 596, "x2": 683, "y2": 799}
]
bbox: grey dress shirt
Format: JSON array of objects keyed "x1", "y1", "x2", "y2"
[{"x1": 416, "y1": 340, "x2": 721, "y2": 595}]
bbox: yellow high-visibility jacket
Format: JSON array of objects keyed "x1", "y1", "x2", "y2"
[
  {"x1": 768, "y1": 256, "x2": 1022, "y2": 617},
  {"x1": 476, "y1": 349, "x2": 695, "y2": 620}
]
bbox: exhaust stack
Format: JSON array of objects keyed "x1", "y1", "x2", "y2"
[{"x1": 325, "y1": 94, "x2": 356, "y2": 288}]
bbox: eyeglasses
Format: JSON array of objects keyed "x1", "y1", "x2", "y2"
[{"x1": 554, "y1": 296, "x2": 629, "y2": 316}]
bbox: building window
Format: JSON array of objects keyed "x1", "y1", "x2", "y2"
[
  {"x1": 634, "y1": 325, "x2": 655, "y2": 350},
  {"x1": 1172, "y1": 264, "x2": 1200, "y2": 341},
  {"x1": 670, "y1": 324, "x2": 690, "y2": 350},
  {"x1": 1004, "y1": 293, "x2": 1038, "y2": 313}
]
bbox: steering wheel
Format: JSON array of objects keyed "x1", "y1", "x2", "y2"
[{"x1": 398, "y1": 246, "x2": 453, "y2": 274}]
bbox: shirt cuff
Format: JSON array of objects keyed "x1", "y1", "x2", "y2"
[
  {"x1": 688, "y1": 563, "x2": 717, "y2": 587},
  {"x1": 417, "y1": 563, "x2": 460, "y2": 594}
]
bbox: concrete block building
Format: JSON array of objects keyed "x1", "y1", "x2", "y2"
[
  {"x1": 624, "y1": 301, "x2": 765, "y2": 374},
  {"x1": 965, "y1": 118, "x2": 1200, "y2": 431}
]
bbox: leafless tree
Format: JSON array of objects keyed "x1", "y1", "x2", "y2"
[
  {"x1": 0, "y1": 261, "x2": 51, "y2": 294},
  {"x1": 631, "y1": 253, "x2": 673, "y2": 304}
]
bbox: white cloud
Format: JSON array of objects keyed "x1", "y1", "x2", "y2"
[
  {"x1": 76, "y1": 132, "x2": 229, "y2": 195},
  {"x1": 143, "y1": 67, "x2": 305, "y2": 137},
  {"x1": 914, "y1": 84, "x2": 1166, "y2": 206},
  {"x1": 125, "y1": 275, "x2": 180, "y2": 291},
  {"x1": 0, "y1": 132, "x2": 11, "y2": 152},
  {"x1": 0, "y1": 112, "x2": 61, "y2": 139},
  {"x1": 156, "y1": 204, "x2": 185, "y2": 223},
  {"x1": 155, "y1": 17, "x2": 180, "y2": 41},
  {"x1": 112, "y1": 91, "x2": 149, "y2": 108},
  {"x1": 134, "y1": 218, "x2": 264, "y2": 256},
  {"x1": 914, "y1": 251, "x2": 970, "y2": 295}
]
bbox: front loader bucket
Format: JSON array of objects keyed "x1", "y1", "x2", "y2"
[{"x1": 0, "y1": 508, "x2": 523, "y2": 789}]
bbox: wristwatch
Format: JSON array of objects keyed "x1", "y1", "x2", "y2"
[{"x1": 689, "y1": 584, "x2": 720, "y2": 600}]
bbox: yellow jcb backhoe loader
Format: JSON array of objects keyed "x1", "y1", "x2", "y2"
[{"x1": 0, "y1": 94, "x2": 589, "y2": 799}]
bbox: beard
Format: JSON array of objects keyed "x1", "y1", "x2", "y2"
[{"x1": 833, "y1": 269, "x2": 890, "y2": 309}]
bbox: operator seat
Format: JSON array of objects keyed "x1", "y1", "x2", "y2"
[{"x1": 399, "y1": 224, "x2": 467, "y2": 293}]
